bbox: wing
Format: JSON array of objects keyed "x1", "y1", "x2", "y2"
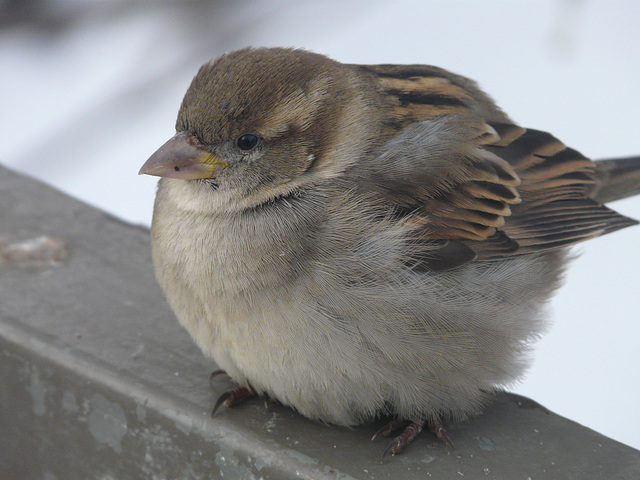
[
  {"x1": 366, "y1": 114, "x2": 637, "y2": 271},
  {"x1": 484, "y1": 123, "x2": 636, "y2": 254},
  {"x1": 357, "y1": 63, "x2": 638, "y2": 270}
]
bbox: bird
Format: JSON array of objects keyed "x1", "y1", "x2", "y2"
[{"x1": 139, "y1": 47, "x2": 640, "y2": 456}]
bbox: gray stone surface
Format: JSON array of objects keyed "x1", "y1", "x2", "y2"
[{"x1": 1, "y1": 164, "x2": 639, "y2": 479}]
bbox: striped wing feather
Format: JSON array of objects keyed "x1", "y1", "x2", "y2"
[
  {"x1": 484, "y1": 124, "x2": 637, "y2": 257},
  {"x1": 362, "y1": 65, "x2": 638, "y2": 269}
]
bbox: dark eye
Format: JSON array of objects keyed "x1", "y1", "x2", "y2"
[{"x1": 236, "y1": 134, "x2": 259, "y2": 151}]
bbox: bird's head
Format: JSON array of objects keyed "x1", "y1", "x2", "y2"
[{"x1": 140, "y1": 47, "x2": 378, "y2": 209}]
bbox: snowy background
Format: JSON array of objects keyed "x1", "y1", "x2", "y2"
[{"x1": 2, "y1": 0, "x2": 639, "y2": 450}]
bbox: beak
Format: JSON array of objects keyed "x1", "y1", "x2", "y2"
[{"x1": 138, "y1": 131, "x2": 228, "y2": 180}]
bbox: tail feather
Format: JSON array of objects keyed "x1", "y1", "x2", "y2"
[{"x1": 590, "y1": 156, "x2": 640, "y2": 204}]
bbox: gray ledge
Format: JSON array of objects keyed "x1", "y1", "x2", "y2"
[{"x1": 1, "y1": 164, "x2": 639, "y2": 480}]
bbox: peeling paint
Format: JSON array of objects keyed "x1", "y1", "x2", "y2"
[
  {"x1": 264, "y1": 412, "x2": 278, "y2": 433},
  {"x1": 253, "y1": 454, "x2": 268, "y2": 472},
  {"x1": 173, "y1": 410, "x2": 194, "y2": 436},
  {"x1": 215, "y1": 450, "x2": 258, "y2": 480},
  {"x1": 159, "y1": 407, "x2": 196, "y2": 436},
  {"x1": 0, "y1": 235, "x2": 67, "y2": 268},
  {"x1": 87, "y1": 394, "x2": 127, "y2": 453},
  {"x1": 477, "y1": 437, "x2": 495, "y2": 451},
  {"x1": 283, "y1": 449, "x2": 318, "y2": 465}
]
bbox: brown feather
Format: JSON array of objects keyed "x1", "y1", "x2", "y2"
[{"x1": 359, "y1": 66, "x2": 637, "y2": 269}]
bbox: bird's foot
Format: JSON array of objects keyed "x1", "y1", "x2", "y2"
[
  {"x1": 428, "y1": 418, "x2": 454, "y2": 449},
  {"x1": 373, "y1": 417, "x2": 453, "y2": 457},
  {"x1": 209, "y1": 369, "x2": 258, "y2": 416},
  {"x1": 211, "y1": 385, "x2": 257, "y2": 417},
  {"x1": 378, "y1": 421, "x2": 423, "y2": 457},
  {"x1": 210, "y1": 369, "x2": 272, "y2": 416}
]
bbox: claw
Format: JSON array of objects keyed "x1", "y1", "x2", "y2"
[
  {"x1": 371, "y1": 419, "x2": 407, "y2": 441},
  {"x1": 381, "y1": 437, "x2": 403, "y2": 459},
  {"x1": 262, "y1": 391, "x2": 273, "y2": 410},
  {"x1": 209, "y1": 369, "x2": 230, "y2": 388},
  {"x1": 374, "y1": 416, "x2": 454, "y2": 457},
  {"x1": 380, "y1": 421, "x2": 423, "y2": 458},
  {"x1": 211, "y1": 385, "x2": 257, "y2": 417},
  {"x1": 211, "y1": 390, "x2": 233, "y2": 417},
  {"x1": 428, "y1": 419, "x2": 454, "y2": 449},
  {"x1": 210, "y1": 369, "x2": 229, "y2": 380}
]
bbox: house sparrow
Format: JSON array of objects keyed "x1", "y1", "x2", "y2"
[{"x1": 139, "y1": 47, "x2": 640, "y2": 455}]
